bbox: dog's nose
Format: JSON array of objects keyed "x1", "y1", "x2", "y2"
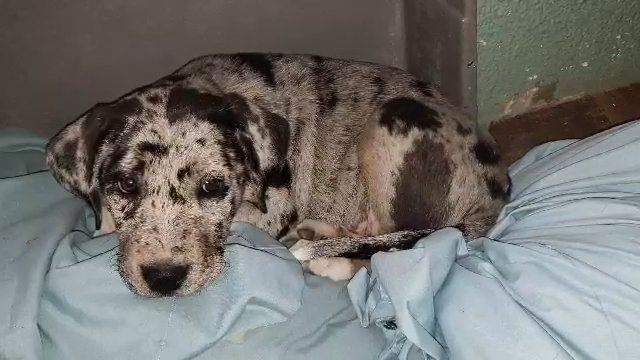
[{"x1": 141, "y1": 264, "x2": 190, "y2": 295}]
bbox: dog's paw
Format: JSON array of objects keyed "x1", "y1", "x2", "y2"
[
  {"x1": 303, "y1": 257, "x2": 362, "y2": 282},
  {"x1": 279, "y1": 219, "x2": 350, "y2": 248},
  {"x1": 296, "y1": 219, "x2": 338, "y2": 240}
]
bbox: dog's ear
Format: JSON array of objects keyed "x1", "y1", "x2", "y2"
[
  {"x1": 46, "y1": 106, "x2": 109, "y2": 229},
  {"x1": 46, "y1": 98, "x2": 142, "y2": 230}
]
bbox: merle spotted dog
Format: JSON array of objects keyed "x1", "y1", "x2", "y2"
[{"x1": 46, "y1": 53, "x2": 509, "y2": 297}]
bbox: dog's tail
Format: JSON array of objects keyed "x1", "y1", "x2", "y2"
[{"x1": 291, "y1": 229, "x2": 435, "y2": 261}]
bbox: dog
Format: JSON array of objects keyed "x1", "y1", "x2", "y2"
[{"x1": 46, "y1": 53, "x2": 509, "y2": 297}]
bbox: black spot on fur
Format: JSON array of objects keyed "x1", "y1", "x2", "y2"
[
  {"x1": 207, "y1": 94, "x2": 256, "y2": 177},
  {"x1": 147, "y1": 94, "x2": 161, "y2": 104},
  {"x1": 235, "y1": 132, "x2": 260, "y2": 176},
  {"x1": 325, "y1": 92, "x2": 339, "y2": 110},
  {"x1": 392, "y1": 138, "x2": 451, "y2": 230},
  {"x1": 275, "y1": 210, "x2": 299, "y2": 239},
  {"x1": 372, "y1": 76, "x2": 385, "y2": 100},
  {"x1": 166, "y1": 87, "x2": 232, "y2": 125},
  {"x1": 96, "y1": 123, "x2": 147, "y2": 194},
  {"x1": 413, "y1": 79, "x2": 434, "y2": 98},
  {"x1": 121, "y1": 197, "x2": 142, "y2": 221},
  {"x1": 196, "y1": 138, "x2": 206, "y2": 146},
  {"x1": 264, "y1": 163, "x2": 292, "y2": 188},
  {"x1": 213, "y1": 222, "x2": 224, "y2": 237},
  {"x1": 312, "y1": 56, "x2": 339, "y2": 115},
  {"x1": 264, "y1": 112, "x2": 290, "y2": 161},
  {"x1": 233, "y1": 53, "x2": 276, "y2": 87},
  {"x1": 81, "y1": 97, "x2": 143, "y2": 185},
  {"x1": 162, "y1": 73, "x2": 188, "y2": 84},
  {"x1": 456, "y1": 122, "x2": 472, "y2": 136},
  {"x1": 339, "y1": 243, "x2": 394, "y2": 259},
  {"x1": 380, "y1": 97, "x2": 442, "y2": 135},
  {"x1": 137, "y1": 141, "x2": 168, "y2": 156},
  {"x1": 177, "y1": 165, "x2": 192, "y2": 181},
  {"x1": 110, "y1": 97, "x2": 144, "y2": 120},
  {"x1": 455, "y1": 223, "x2": 467, "y2": 235},
  {"x1": 169, "y1": 184, "x2": 187, "y2": 205},
  {"x1": 56, "y1": 139, "x2": 78, "y2": 173},
  {"x1": 473, "y1": 140, "x2": 500, "y2": 165},
  {"x1": 484, "y1": 175, "x2": 508, "y2": 200}
]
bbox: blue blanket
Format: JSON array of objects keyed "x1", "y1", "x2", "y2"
[{"x1": 2, "y1": 121, "x2": 640, "y2": 359}]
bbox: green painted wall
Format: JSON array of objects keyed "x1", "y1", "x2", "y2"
[{"x1": 478, "y1": 0, "x2": 640, "y2": 129}]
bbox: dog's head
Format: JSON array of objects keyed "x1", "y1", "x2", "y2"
[{"x1": 46, "y1": 79, "x2": 282, "y2": 297}]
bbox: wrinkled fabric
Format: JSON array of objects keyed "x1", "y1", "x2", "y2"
[{"x1": 349, "y1": 121, "x2": 640, "y2": 359}]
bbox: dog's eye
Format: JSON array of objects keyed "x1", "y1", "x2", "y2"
[
  {"x1": 200, "y1": 178, "x2": 229, "y2": 198},
  {"x1": 118, "y1": 175, "x2": 138, "y2": 194}
]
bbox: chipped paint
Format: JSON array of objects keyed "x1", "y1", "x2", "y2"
[{"x1": 478, "y1": 0, "x2": 640, "y2": 128}]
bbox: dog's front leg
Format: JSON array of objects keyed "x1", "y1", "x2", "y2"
[
  {"x1": 234, "y1": 186, "x2": 297, "y2": 240},
  {"x1": 277, "y1": 219, "x2": 360, "y2": 248}
]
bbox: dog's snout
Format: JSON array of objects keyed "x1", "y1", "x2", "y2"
[{"x1": 141, "y1": 264, "x2": 190, "y2": 295}]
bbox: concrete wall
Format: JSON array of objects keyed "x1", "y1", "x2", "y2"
[
  {"x1": 0, "y1": 0, "x2": 475, "y2": 137},
  {"x1": 478, "y1": 0, "x2": 640, "y2": 129},
  {"x1": 405, "y1": 0, "x2": 477, "y2": 115}
]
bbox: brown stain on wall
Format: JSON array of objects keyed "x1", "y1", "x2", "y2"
[{"x1": 490, "y1": 82, "x2": 640, "y2": 166}]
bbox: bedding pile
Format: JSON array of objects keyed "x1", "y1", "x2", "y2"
[{"x1": 2, "y1": 121, "x2": 640, "y2": 359}]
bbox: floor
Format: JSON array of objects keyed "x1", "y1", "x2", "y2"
[{"x1": 489, "y1": 82, "x2": 640, "y2": 166}]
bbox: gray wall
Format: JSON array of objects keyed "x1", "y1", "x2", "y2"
[
  {"x1": 0, "y1": 0, "x2": 474, "y2": 136},
  {"x1": 405, "y1": 0, "x2": 476, "y2": 116}
]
